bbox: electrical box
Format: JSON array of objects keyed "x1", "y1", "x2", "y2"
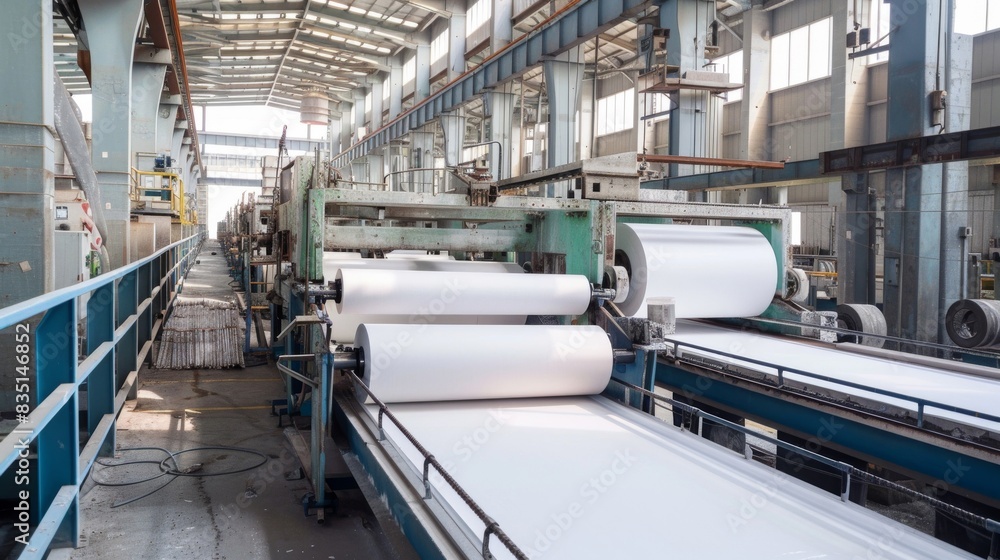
[
  {"x1": 54, "y1": 230, "x2": 91, "y2": 320},
  {"x1": 931, "y1": 90, "x2": 947, "y2": 127}
]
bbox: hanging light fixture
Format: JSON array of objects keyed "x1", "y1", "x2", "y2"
[{"x1": 299, "y1": 87, "x2": 330, "y2": 125}]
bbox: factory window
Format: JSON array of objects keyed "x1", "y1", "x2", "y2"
[
  {"x1": 769, "y1": 18, "x2": 832, "y2": 91},
  {"x1": 867, "y1": 0, "x2": 891, "y2": 62},
  {"x1": 596, "y1": 89, "x2": 635, "y2": 136},
  {"x1": 711, "y1": 50, "x2": 743, "y2": 102},
  {"x1": 467, "y1": 0, "x2": 491, "y2": 41},
  {"x1": 955, "y1": 0, "x2": 1000, "y2": 35},
  {"x1": 431, "y1": 28, "x2": 448, "y2": 68},
  {"x1": 403, "y1": 54, "x2": 416, "y2": 90}
]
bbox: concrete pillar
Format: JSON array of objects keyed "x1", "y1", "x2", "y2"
[
  {"x1": 367, "y1": 154, "x2": 384, "y2": 188},
  {"x1": 389, "y1": 55, "x2": 404, "y2": 119},
  {"x1": 491, "y1": 0, "x2": 513, "y2": 52},
  {"x1": 543, "y1": 49, "x2": 584, "y2": 196},
  {"x1": 447, "y1": 0, "x2": 467, "y2": 79},
  {"x1": 662, "y1": 0, "x2": 714, "y2": 178},
  {"x1": 131, "y1": 57, "x2": 168, "y2": 169},
  {"x1": 156, "y1": 95, "x2": 181, "y2": 156},
  {"x1": 370, "y1": 77, "x2": 384, "y2": 130},
  {"x1": 351, "y1": 160, "x2": 368, "y2": 184},
  {"x1": 415, "y1": 44, "x2": 431, "y2": 102},
  {"x1": 77, "y1": 0, "x2": 145, "y2": 270},
  {"x1": 840, "y1": 173, "x2": 877, "y2": 304},
  {"x1": 440, "y1": 111, "x2": 466, "y2": 168},
  {"x1": 737, "y1": 5, "x2": 771, "y2": 205},
  {"x1": 485, "y1": 92, "x2": 516, "y2": 181},
  {"x1": 440, "y1": 110, "x2": 466, "y2": 191},
  {"x1": 883, "y1": 0, "x2": 969, "y2": 345},
  {"x1": 171, "y1": 123, "x2": 186, "y2": 168},
  {"x1": 410, "y1": 129, "x2": 435, "y2": 193},
  {"x1": 834, "y1": 0, "x2": 875, "y2": 303},
  {"x1": 329, "y1": 113, "x2": 343, "y2": 158},
  {"x1": 0, "y1": 0, "x2": 56, "y2": 305},
  {"x1": 352, "y1": 88, "x2": 367, "y2": 140}
]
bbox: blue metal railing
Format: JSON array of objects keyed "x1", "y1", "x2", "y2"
[
  {"x1": 0, "y1": 233, "x2": 203, "y2": 559},
  {"x1": 663, "y1": 337, "x2": 1000, "y2": 430}
]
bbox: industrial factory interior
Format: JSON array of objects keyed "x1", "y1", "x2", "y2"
[{"x1": 3, "y1": 0, "x2": 1000, "y2": 558}]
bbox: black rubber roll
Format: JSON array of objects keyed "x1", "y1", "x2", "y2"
[
  {"x1": 836, "y1": 303, "x2": 887, "y2": 348},
  {"x1": 945, "y1": 299, "x2": 1000, "y2": 348}
]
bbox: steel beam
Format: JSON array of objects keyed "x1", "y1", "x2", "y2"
[
  {"x1": 648, "y1": 159, "x2": 825, "y2": 190},
  {"x1": 333, "y1": 0, "x2": 647, "y2": 167},
  {"x1": 198, "y1": 131, "x2": 324, "y2": 152},
  {"x1": 324, "y1": 224, "x2": 536, "y2": 252}
]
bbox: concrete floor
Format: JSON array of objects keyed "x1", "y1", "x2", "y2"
[{"x1": 74, "y1": 245, "x2": 412, "y2": 560}]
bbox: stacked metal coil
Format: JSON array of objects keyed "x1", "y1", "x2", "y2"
[{"x1": 946, "y1": 299, "x2": 1000, "y2": 348}]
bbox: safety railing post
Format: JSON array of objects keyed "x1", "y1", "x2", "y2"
[
  {"x1": 86, "y1": 284, "x2": 117, "y2": 456},
  {"x1": 116, "y1": 271, "x2": 138, "y2": 399},
  {"x1": 35, "y1": 300, "x2": 80, "y2": 548}
]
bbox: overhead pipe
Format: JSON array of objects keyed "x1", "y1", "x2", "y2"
[{"x1": 52, "y1": 74, "x2": 112, "y2": 273}]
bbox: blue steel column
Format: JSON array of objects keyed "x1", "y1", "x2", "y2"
[
  {"x1": 77, "y1": 0, "x2": 145, "y2": 270},
  {"x1": 884, "y1": 0, "x2": 968, "y2": 344},
  {"x1": 35, "y1": 301, "x2": 80, "y2": 547},
  {"x1": 0, "y1": 0, "x2": 55, "y2": 305},
  {"x1": 543, "y1": 50, "x2": 584, "y2": 197},
  {"x1": 661, "y1": 0, "x2": 714, "y2": 179}
]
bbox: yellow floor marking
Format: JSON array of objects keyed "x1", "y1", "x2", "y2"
[{"x1": 134, "y1": 405, "x2": 272, "y2": 413}]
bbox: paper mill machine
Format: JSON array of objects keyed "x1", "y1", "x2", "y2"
[{"x1": 244, "y1": 153, "x2": 999, "y2": 559}]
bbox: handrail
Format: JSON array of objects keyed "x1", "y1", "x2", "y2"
[
  {"x1": 344, "y1": 370, "x2": 529, "y2": 560},
  {"x1": 606, "y1": 377, "x2": 1000, "y2": 542},
  {"x1": 743, "y1": 315, "x2": 1000, "y2": 362},
  {"x1": 662, "y1": 336, "x2": 1000, "y2": 430},
  {"x1": 0, "y1": 234, "x2": 200, "y2": 328},
  {"x1": 0, "y1": 232, "x2": 204, "y2": 558}
]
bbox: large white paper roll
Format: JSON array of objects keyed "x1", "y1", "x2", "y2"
[
  {"x1": 336, "y1": 269, "x2": 593, "y2": 316},
  {"x1": 615, "y1": 223, "x2": 777, "y2": 318},
  {"x1": 322, "y1": 253, "x2": 523, "y2": 282},
  {"x1": 323, "y1": 255, "x2": 528, "y2": 343},
  {"x1": 355, "y1": 324, "x2": 613, "y2": 403},
  {"x1": 329, "y1": 312, "x2": 525, "y2": 344}
]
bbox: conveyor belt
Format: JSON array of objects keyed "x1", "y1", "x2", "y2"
[
  {"x1": 668, "y1": 320, "x2": 1000, "y2": 434},
  {"x1": 364, "y1": 396, "x2": 976, "y2": 559}
]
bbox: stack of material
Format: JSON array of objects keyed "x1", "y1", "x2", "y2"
[{"x1": 154, "y1": 299, "x2": 245, "y2": 369}]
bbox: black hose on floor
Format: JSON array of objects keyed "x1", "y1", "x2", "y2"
[{"x1": 89, "y1": 445, "x2": 269, "y2": 507}]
